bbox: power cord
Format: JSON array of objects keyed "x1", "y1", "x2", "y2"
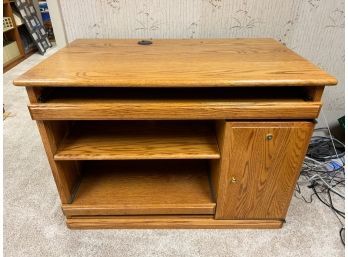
[{"x1": 296, "y1": 112, "x2": 345, "y2": 246}]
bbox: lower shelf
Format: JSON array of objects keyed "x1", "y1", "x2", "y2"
[
  {"x1": 66, "y1": 215, "x2": 284, "y2": 229},
  {"x1": 63, "y1": 160, "x2": 216, "y2": 216}
]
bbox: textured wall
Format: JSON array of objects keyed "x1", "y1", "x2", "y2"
[{"x1": 59, "y1": 0, "x2": 344, "y2": 128}]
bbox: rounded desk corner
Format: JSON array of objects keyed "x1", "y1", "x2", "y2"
[
  {"x1": 12, "y1": 78, "x2": 28, "y2": 87},
  {"x1": 328, "y1": 77, "x2": 339, "y2": 86}
]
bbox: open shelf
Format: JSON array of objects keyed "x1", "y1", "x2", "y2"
[
  {"x1": 3, "y1": 0, "x2": 38, "y2": 72},
  {"x1": 54, "y1": 121, "x2": 220, "y2": 160},
  {"x1": 3, "y1": 49, "x2": 22, "y2": 67},
  {"x1": 62, "y1": 160, "x2": 216, "y2": 216},
  {"x1": 3, "y1": 26, "x2": 15, "y2": 32}
]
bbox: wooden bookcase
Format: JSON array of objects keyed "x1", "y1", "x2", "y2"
[
  {"x1": 3, "y1": 0, "x2": 37, "y2": 72},
  {"x1": 14, "y1": 39, "x2": 337, "y2": 229}
]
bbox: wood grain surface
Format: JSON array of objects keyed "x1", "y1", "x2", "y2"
[
  {"x1": 20, "y1": 38, "x2": 329, "y2": 228},
  {"x1": 26, "y1": 88, "x2": 81, "y2": 203},
  {"x1": 35, "y1": 121, "x2": 81, "y2": 203},
  {"x1": 215, "y1": 121, "x2": 313, "y2": 220},
  {"x1": 66, "y1": 215, "x2": 283, "y2": 229},
  {"x1": 13, "y1": 39, "x2": 337, "y2": 87},
  {"x1": 29, "y1": 99, "x2": 321, "y2": 120},
  {"x1": 54, "y1": 121, "x2": 219, "y2": 160},
  {"x1": 63, "y1": 160, "x2": 216, "y2": 216},
  {"x1": 209, "y1": 121, "x2": 228, "y2": 201}
]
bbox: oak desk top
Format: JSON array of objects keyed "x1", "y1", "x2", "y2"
[{"x1": 14, "y1": 38, "x2": 337, "y2": 87}]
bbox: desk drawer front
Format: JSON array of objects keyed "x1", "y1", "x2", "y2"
[
  {"x1": 27, "y1": 86, "x2": 322, "y2": 120},
  {"x1": 28, "y1": 102, "x2": 321, "y2": 120}
]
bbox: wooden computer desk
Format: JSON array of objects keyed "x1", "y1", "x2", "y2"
[{"x1": 14, "y1": 39, "x2": 337, "y2": 229}]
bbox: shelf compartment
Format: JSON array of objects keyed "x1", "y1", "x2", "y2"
[
  {"x1": 3, "y1": 41, "x2": 21, "y2": 65},
  {"x1": 54, "y1": 121, "x2": 220, "y2": 160},
  {"x1": 28, "y1": 87, "x2": 321, "y2": 120},
  {"x1": 62, "y1": 160, "x2": 216, "y2": 216}
]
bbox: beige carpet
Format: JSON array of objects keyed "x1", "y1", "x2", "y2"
[{"x1": 3, "y1": 48, "x2": 344, "y2": 257}]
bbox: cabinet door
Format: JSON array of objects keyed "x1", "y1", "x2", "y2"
[{"x1": 215, "y1": 122, "x2": 313, "y2": 220}]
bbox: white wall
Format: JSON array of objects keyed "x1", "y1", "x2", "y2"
[
  {"x1": 57, "y1": 0, "x2": 344, "y2": 130},
  {"x1": 47, "y1": 0, "x2": 68, "y2": 48}
]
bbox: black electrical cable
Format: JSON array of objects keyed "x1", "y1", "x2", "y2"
[
  {"x1": 340, "y1": 228, "x2": 345, "y2": 246},
  {"x1": 297, "y1": 133, "x2": 345, "y2": 246},
  {"x1": 314, "y1": 187, "x2": 344, "y2": 217},
  {"x1": 307, "y1": 136, "x2": 345, "y2": 161}
]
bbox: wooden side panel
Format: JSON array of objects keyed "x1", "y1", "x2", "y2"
[
  {"x1": 27, "y1": 87, "x2": 81, "y2": 203},
  {"x1": 35, "y1": 121, "x2": 81, "y2": 203},
  {"x1": 26, "y1": 87, "x2": 42, "y2": 103},
  {"x1": 304, "y1": 86, "x2": 325, "y2": 101},
  {"x1": 215, "y1": 121, "x2": 313, "y2": 220},
  {"x1": 210, "y1": 121, "x2": 226, "y2": 200}
]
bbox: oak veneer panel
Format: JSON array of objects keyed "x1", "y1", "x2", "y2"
[
  {"x1": 215, "y1": 122, "x2": 314, "y2": 220},
  {"x1": 29, "y1": 100, "x2": 321, "y2": 120},
  {"x1": 35, "y1": 121, "x2": 81, "y2": 203},
  {"x1": 26, "y1": 87, "x2": 41, "y2": 103},
  {"x1": 305, "y1": 86, "x2": 325, "y2": 101},
  {"x1": 26, "y1": 89, "x2": 81, "y2": 203},
  {"x1": 54, "y1": 121, "x2": 219, "y2": 160},
  {"x1": 63, "y1": 160, "x2": 216, "y2": 216},
  {"x1": 67, "y1": 215, "x2": 283, "y2": 229},
  {"x1": 209, "y1": 121, "x2": 227, "y2": 200},
  {"x1": 13, "y1": 39, "x2": 337, "y2": 87}
]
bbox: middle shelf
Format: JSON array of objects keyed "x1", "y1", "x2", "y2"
[{"x1": 54, "y1": 121, "x2": 220, "y2": 160}]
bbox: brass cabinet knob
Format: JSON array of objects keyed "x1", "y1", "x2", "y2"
[
  {"x1": 230, "y1": 177, "x2": 237, "y2": 183},
  {"x1": 266, "y1": 134, "x2": 273, "y2": 140}
]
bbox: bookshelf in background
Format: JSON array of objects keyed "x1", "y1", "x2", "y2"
[{"x1": 3, "y1": 0, "x2": 37, "y2": 72}]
